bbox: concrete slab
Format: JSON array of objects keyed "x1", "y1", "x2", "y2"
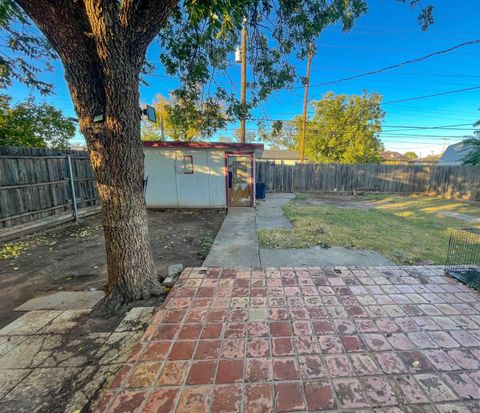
[
  {"x1": 260, "y1": 245, "x2": 393, "y2": 266},
  {"x1": 203, "y1": 208, "x2": 260, "y2": 267},
  {"x1": 256, "y1": 193, "x2": 294, "y2": 229},
  {"x1": 14, "y1": 291, "x2": 104, "y2": 312},
  {"x1": 0, "y1": 310, "x2": 62, "y2": 336}
]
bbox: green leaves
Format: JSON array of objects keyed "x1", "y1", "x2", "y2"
[
  {"x1": 0, "y1": 0, "x2": 55, "y2": 94},
  {"x1": 0, "y1": 95, "x2": 75, "y2": 148}
]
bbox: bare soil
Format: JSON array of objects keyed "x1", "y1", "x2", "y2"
[{"x1": 0, "y1": 209, "x2": 225, "y2": 328}]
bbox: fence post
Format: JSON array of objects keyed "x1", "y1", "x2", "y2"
[{"x1": 67, "y1": 155, "x2": 79, "y2": 221}]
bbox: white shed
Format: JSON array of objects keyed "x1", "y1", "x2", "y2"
[{"x1": 143, "y1": 141, "x2": 264, "y2": 208}]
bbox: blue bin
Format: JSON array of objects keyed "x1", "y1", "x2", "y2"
[{"x1": 256, "y1": 182, "x2": 266, "y2": 199}]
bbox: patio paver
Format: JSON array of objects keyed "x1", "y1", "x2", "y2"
[{"x1": 96, "y1": 266, "x2": 480, "y2": 412}]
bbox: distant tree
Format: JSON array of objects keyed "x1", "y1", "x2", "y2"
[
  {"x1": 404, "y1": 151, "x2": 418, "y2": 160},
  {"x1": 266, "y1": 92, "x2": 384, "y2": 163},
  {"x1": 260, "y1": 120, "x2": 298, "y2": 150},
  {"x1": 462, "y1": 118, "x2": 480, "y2": 165},
  {"x1": 0, "y1": 95, "x2": 75, "y2": 148},
  {"x1": 142, "y1": 94, "x2": 226, "y2": 142}
]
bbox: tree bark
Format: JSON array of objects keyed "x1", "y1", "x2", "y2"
[{"x1": 15, "y1": 0, "x2": 176, "y2": 311}]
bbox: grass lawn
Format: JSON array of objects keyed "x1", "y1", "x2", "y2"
[{"x1": 258, "y1": 193, "x2": 480, "y2": 265}]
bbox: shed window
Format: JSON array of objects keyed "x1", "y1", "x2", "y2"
[{"x1": 183, "y1": 155, "x2": 194, "y2": 174}]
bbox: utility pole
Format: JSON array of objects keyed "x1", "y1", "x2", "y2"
[
  {"x1": 300, "y1": 48, "x2": 313, "y2": 162},
  {"x1": 240, "y1": 17, "x2": 247, "y2": 144}
]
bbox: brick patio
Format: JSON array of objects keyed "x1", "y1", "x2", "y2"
[{"x1": 95, "y1": 266, "x2": 480, "y2": 412}]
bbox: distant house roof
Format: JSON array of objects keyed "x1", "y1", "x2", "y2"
[
  {"x1": 380, "y1": 151, "x2": 410, "y2": 162},
  {"x1": 438, "y1": 141, "x2": 475, "y2": 165},
  {"x1": 417, "y1": 154, "x2": 441, "y2": 163},
  {"x1": 261, "y1": 150, "x2": 301, "y2": 160}
]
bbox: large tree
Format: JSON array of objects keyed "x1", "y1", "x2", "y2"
[
  {"x1": 5, "y1": 0, "x2": 433, "y2": 310},
  {"x1": 265, "y1": 91, "x2": 385, "y2": 163},
  {"x1": 0, "y1": 95, "x2": 75, "y2": 148}
]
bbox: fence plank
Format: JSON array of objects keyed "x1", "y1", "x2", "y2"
[
  {"x1": 0, "y1": 145, "x2": 99, "y2": 229},
  {"x1": 256, "y1": 161, "x2": 480, "y2": 201}
]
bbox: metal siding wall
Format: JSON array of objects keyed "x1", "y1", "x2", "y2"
[{"x1": 144, "y1": 148, "x2": 178, "y2": 207}]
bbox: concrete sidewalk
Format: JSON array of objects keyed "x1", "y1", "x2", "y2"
[
  {"x1": 203, "y1": 208, "x2": 260, "y2": 267},
  {"x1": 256, "y1": 193, "x2": 294, "y2": 230}
]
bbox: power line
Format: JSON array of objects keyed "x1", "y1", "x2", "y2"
[
  {"x1": 383, "y1": 85, "x2": 480, "y2": 105},
  {"x1": 291, "y1": 39, "x2": 480, "y2": 89}
]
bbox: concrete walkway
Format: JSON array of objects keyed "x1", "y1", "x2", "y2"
[
  {"x1": 96, "y1": 265, "x2": 480, "y2": 413},
  {"x1": 256, "y1": 193, "x2": 294, "y2": 230},
  {"x1": 203, "y1": 208, "x2": 260, "y2": 267},
  {"x1": 204, "y1": 193, "x2": 392, "y2": 267}
]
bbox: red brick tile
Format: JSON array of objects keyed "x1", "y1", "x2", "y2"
[
  {"x1": 292, "y1": 321, "x2": 314, "y2": 336},
  {"x1": 163, "y1": 310, "x2": 187, "y2": 323},
  {"x1": 245, "y1": 358, "x2": 272, "y2": 382},
  {"x1": 109, "y1": 390, "x2": 146, "y2": 413},
  {"x1": 178, "y1": 324, "x2": 202, "y2": 340},
  {"x1": 216, "y1": 359, "x2": 244, "y2": 383},
  {"x1": 143, "y1": 388, "x2": 180, "y2": 413},
  {"x1": 351, "y1": 353, "x2": 381, "y2": 375},
  {"x1": 156, "y1": 361, "x2": 189, "y2": 385},
  {"x1": 341, "y1": 335, "x2": 365, "y2": 352},
  {"x1": 176, "y1": 386, "x2": 213, "y2": 413},
  {"x1": 194, "y1": 339, "x2": 221, "y2": 360},
  {"x1": 391, "y1": 375, "x2": 429, "y2": 404},
  {"x1": 446, "y1": 348, "x2": 480, "y2": 370},
  {"x1": 272, "y1": 337, "x2": 294, "y2": 356},
  {"x1": 168, "y1": 340, "x2": 196, "y2": 360},
  {"x1": 221, "y1": 338, "x2": 245, "y2": 358},
  {"x1": 246, "y1": 337, "x2": 270, "y2": 357},
  {"x1": 429, "y1": 331, "x2": 460, "y2": 348},
  {"x1": 298, "y1": 355, "x2": 326, "y2": 380},
  {"x1": 273, "y1": 358, "x2": 298, "y2": 380},
  {"x1": 334, "y1": 319, "x2": 356, "y2": 334},
  {"x1": 225, "y1": 323, "x2": 247, "y2": 338},
  {"x1": 333, "y1": 378, "x2": 368, "y2": 409},
  {"x1": 269, "y1": 308, "x2": 289, "y2": 321},
  {"x1": 312, "y1": 319, "x2": 334, "y2": 334},
  {"x1": 247, "y1": 322, "x2": 269, "y2": 337},
  {"x1": 361, "y1": 376, "x2": 398, "y2": 406},
  {"x1": 423, "y1": 349, "x2": 460, "y2": 371},
  {"x1": 294, "y1": 336, "x2": 320, "y2": 355},
  {"x1": 207, "y1": 310, "x2": 227, "y2": 322},
  {"x1": 153, "y1": 324, "x2": 180, "y2": 340},
  {"x1": 304, "y1": 381, "x2": 336, "y2": 410},
  {"x1": 270, "y1": 321, "x2": 292, "y2": 337},
  {"x1": 186, "y1": 360, "x2": 216, "y2": 385},
  {"x1": 363, "y1": 334, "x2": 392, "y2": 351},
  {"x1": 375, "y1": 352, "x2": 407, "y2": 374},
  {"x1": 201, "y1": 323, "x2": 223, "y2": 339},
  {"x1": 325, "y1": 354, "x2": 354, "y2": 377},
  {"x1": 211, "y1": 385, "x2": 242, "y2": 413},
  {"x1": 275, "y1": 382, "x2": 306, "y2": 412},
  {"x1": 142, "y1": 341, "x2": 172, "y2": 361},
  {"x1": 244, "y1": 383, "x2": 274, "y2": 413},
  {"x1": 318, "y1": 335, "x2": 345, "y2": 353},
  {"x1": 415, "y1": 373, "x2": 458, "y2": 402},
  {"x1": 93, "y1": 392, "x2": 114, "y2": 413},
  {"x1": 387, "y1": 333, "x2": 415, "y2": 351},
  {"x1": 110, "y1": 364, "x2": 131, "y2": 389},
  {"x1": 126, "y1": 362, "x2": 161, "y2": 388}
]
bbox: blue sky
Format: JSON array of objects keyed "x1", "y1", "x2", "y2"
[{"x1": 6, "y1": 0, "x2": 480, "y2": 157}]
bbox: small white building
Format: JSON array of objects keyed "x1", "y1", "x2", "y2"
[{"x1": 144, "y1": 141, "x2": 264, "y2": 208}]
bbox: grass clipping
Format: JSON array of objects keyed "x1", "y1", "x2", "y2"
[{"x1": 258, "y1": 194, "x2": 480, "y2": 265}]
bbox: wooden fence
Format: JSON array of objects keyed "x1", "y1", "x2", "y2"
[
  {"x1": 256, "y1": 162, "x2": 480, "y2": 201},
  {"x1": 0, "y1": 146, "x2": 99, "y2": 230}
]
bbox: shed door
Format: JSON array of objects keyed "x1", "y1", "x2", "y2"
[{"x1": 227, "y1": 155, "x2": 252, "y2": 207}]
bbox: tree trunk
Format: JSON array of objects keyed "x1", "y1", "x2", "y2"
[
  {"x1": 78, "y1": 70, "x2": 165, "y2": 312},
  {"x1": 15, "y1": 0, "x2": 174, "y2": 312}
]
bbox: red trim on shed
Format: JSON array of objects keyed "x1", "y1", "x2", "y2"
[{"x1": 143, "y1": 141, "x2": 263, "y2": 151}]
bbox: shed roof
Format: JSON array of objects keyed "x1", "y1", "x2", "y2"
[{"x1": 143, "y1": 140, "x2": 264, "y2": 157}]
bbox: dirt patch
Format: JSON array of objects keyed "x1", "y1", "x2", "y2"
[{"x1": 0, "y1": 209, "x2": 225, "y2": 328}]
